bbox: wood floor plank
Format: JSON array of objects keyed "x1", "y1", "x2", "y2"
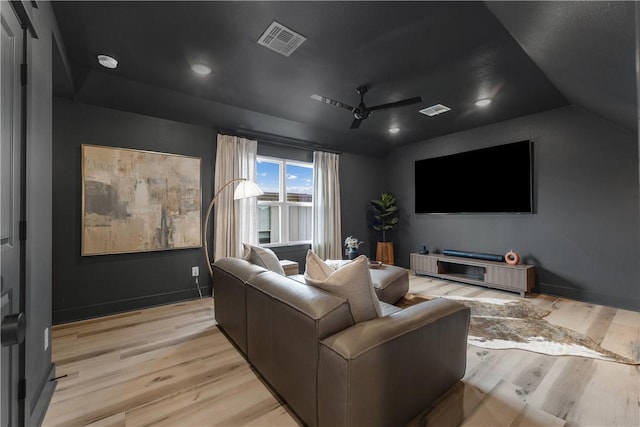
[
  {"x1": 542, "y1": 299, "x2": 601, "y2": 336},
  {"x1": 602, "y1": 309, "x2": 640, "y2": 360},
  {"x1": 242, "y1": 406, "x2": 299, "y2": 427},
  {"x1": 511, "y1": 354, "x2": 557, "y2": 399},
  {"x1": 125, "y1": 368, "x2": 263, "y2": 426},
  {"x1": 541, "y1": 358, "x2": 596, "y2": 419},
  {"x1": 46, "y1": 352, "x2": 246, "y2": 426},
  {"x1": 409, "y1": 379, "x2": 485, "y2": 427},
  {"x1": 568, "y1": 361, "x2": 640, "y2": 426},
  {"x1": 84, "y1": 412, "x2": 126, "y2": 427},
  {"x1": 585, "y1": 305, "x2": 617, "y2": 344},
  {"x1": 461, "y1": 380, "x2": 565, "y2": 427},
  {"x1": 52, "y1": 332, "x2": 231, "y2": 404},
  {"x1": 43, "y1": 276, "x2": 640, "y2": 426}
]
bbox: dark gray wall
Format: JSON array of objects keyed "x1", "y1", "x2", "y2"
[
  {"x1": 52, "y1": 98, "x2": 216, "y2": 323},
  {"x1": 388, "y1": 105, "x2": 639, "y2": 310},
  {"x1": 340, "y1": 153, "x2": 389, "y2": 259}
]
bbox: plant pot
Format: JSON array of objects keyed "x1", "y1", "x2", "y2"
[
  {"x1": 348, "y1": 247, "x2": 359, "y2": 260},
  {"x1": 376, "y1": 241, "x2": 394, "y2": 265}
]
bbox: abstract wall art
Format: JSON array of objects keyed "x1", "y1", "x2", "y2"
[{"x1": 81, "y1": 144, "x2": 202, "y2": 256}]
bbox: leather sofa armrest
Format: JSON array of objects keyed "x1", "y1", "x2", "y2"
[
  {"x1": 318, "y1": 298, "x2": 470, "y2": 427},
  {"x1": 212, "y1": 257, "x2": 269, "y2": 355}
]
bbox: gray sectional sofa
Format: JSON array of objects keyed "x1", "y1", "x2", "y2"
[{"x1": 212, "y1": 257, "x2": 470, "y2": 427}]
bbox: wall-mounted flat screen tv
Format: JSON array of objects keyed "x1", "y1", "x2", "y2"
[{"x1": 415, "y1": 140, "x2": 533, "y2": 214}]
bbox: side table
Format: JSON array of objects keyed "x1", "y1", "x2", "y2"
[{"x1": 279, "y1": 260, "x2": 299, "y2": 276}]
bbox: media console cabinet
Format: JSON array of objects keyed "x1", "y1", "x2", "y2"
[{"x1": 410, "y1": 253, "x2": 535, "y2": 297}]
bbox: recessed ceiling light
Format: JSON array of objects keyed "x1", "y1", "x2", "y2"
[
  {"x1": 475, "y1": 98, "x2": 492, "y2": 107},
  {"x1": 389, "y1": 127, "x2": 400, "y2": 134},
  {"x1": 191, "y1": 63, "x2": 212, "y2": 75},
  {"x1": 97, "y1": 54, "x2": 118, "y2": 69}
]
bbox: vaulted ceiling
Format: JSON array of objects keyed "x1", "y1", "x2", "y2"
[{"x1": 52, "y1": 1, "x2": 636, "y2": 156}]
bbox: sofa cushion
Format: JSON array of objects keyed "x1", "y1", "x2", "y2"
[
  {"x1": 369, "y1": 265, "x2": 410, "y2": 304},
  {"x1": 243, "y1": 243, "x2": 285, "y2": 275},
  {"x1": 304, "y1": 251, "x2": 382, "y2": 323}
]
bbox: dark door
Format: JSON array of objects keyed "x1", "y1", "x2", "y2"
[{"x1": 1, "y1": 2, "x2": 25, "y2": 426}]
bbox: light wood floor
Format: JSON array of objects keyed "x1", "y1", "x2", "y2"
[{"x1": 42, "y1": 274, "x2": 640, "y2": 427}]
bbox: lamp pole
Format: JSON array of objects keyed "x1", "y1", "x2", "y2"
[
  {"x1": 203, "y1": 178, "x2": 247, "y2": 279},
  {"x1": 203, "y1": 178, "x2": 263, "y2": 280}
]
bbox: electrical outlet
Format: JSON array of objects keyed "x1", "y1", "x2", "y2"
[
  {"x1": 192, "y1": 266, "x2": 199, "y2": 277},
  {"x1": 44, "y1": 327, "x2": 49, "y2": 351}
]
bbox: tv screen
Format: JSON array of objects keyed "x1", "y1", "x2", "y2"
[{"x1": 414, "y1": 140, "x2": 533, "y2": 214}]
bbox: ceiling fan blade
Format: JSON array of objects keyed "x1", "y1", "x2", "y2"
[
  {"x1": 350, "y1": 117, "x2": 362, "y2": 129},
  {"x1": 310, "y1": 94, "x2": 354, "y2": 111},
  {"x1": 368, "y1": 96, "x2": 423, "y2": 112}
]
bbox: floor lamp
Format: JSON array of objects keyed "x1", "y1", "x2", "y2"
[{"x1": 203, "y1": 178, "x2": 263, "y2": 281}]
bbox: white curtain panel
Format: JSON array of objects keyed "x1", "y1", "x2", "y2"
[
  {"x1": 213, "y1": 134, "x2": 258, "y2": 260},
  {"x1": 312, "y1": 151, "x2": 342, "y2": 260}
]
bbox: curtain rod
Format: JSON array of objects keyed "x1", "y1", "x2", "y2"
[{"x1": 215, "y1": 128, "x2": 342, "y2": 155}]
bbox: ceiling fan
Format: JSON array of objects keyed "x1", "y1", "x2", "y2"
[{"x1": 311, "y1": 85, "x2": 423, "y2": 129}]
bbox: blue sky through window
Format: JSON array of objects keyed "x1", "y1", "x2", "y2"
[
  {"x1": 257, "y1": 160, "x2": 280, "y2": 193},
  {"x1": 286, "y1": 164, "x2": 313, "y2": 196},
  {"x1": 257, "y1": 159, "x2": 312, "y2": 196}
]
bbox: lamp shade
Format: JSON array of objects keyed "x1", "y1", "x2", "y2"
[{"x1": 233, "y1": 180, "x2": 263, "y2": 200}]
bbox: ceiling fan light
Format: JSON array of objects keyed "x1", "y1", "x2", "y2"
[
  {"x1": 97, "y1": 54, "x2": 118, "y2": 69},
  {"x1": 389, "y1": 127, "x2": 400, "y2": 134},
  {"x1": 191, "y1": 63, "x2": 212, "y2": 75},
  {"x1": 475, "y1": 98, "x2": 492, "y2": 107}
]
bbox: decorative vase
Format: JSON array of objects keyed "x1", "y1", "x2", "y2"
[
  {"x1": 348, "y1": 247, "x2": 359, "y2": 260},
  {"x1": 505, "y1": 250, "x2": 520, "y2": 265}
]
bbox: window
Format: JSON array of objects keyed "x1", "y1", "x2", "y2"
[{"x1": 256, "y1": 156, "x2": 313, "y2": 245}]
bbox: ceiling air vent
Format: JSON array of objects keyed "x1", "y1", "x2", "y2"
[
  {"x1": 419, "y1": 104, "x2": 451, "y2": 117},
  {"x1": 257, "y1": 21, "x2": 306, "y2": 57}
]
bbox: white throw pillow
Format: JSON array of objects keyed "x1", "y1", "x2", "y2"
[
  {"x1": 243, "y1": 243, "x2": 286, "y2": 276},
  {"x1": 304, "y1": 250, "x2": 382, "y2": 323}
]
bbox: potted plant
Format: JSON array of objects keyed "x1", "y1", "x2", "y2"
[{"x1": 368, "y1": 192, "x2": 399, "y2": 264}]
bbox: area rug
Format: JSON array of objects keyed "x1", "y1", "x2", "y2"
[{"x1": 397, "y1": 294, "x2": 639, "y2": 365}]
